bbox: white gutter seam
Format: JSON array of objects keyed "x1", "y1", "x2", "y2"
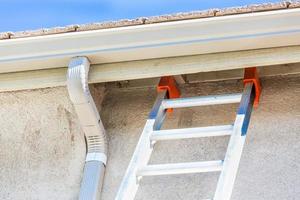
[{"x1": 67, "y1": 57, "x2": 107, "y2": 200}]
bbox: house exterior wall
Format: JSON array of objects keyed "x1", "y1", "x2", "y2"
[{"x1": 0, "y1": 74, "x2": 299, "y2": 200}]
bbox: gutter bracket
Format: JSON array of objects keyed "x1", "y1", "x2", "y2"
[{"x1": 67, "y1": 57, "x2": 108, "y2": 200}]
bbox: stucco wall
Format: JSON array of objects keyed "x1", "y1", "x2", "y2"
[
  {"x1": 0, "y1": 84, "x2": 104, "y2": 200},
  {"x1": 0, "y1": 74, "x2": 299, "y2": 200}
]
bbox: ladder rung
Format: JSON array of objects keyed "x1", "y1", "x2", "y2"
[
  {"x1": 162, "y1": 93, "x2": 242, "y2": 109},
  {"x1": 151, "y1": 125, "x2": 233, "y2": 141},
  {"x1": 137, "y1": 161, "x2": 223, "y2": 177}
]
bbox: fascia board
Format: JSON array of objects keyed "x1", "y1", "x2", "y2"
[{"x1": 1, "y1": 45, "x2": 300, "y2": 92}]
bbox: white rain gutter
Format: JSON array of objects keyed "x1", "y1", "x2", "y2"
[{"x1": 1, "y1": 8, "x2": 300, "y2": 75}]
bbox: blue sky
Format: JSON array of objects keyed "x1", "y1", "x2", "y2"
[{"x1": 1, "y1": 0, "x2": 280, "y2": 32}]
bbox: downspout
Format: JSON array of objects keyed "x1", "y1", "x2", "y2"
[{"x1": 67, "y1": 57, "x2": 108, "y2": 200}]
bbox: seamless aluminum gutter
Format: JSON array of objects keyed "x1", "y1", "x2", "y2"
[{"x1": 1, "y1": 8, "x2": 300, "y2": 76}]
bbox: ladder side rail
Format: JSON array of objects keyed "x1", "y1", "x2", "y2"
[
  {"x1": 214, "y1": 83, "x2": 255, "y2": 200},
  {"x1": 115, "y1": 90, "x2": 167, "y2": 200},
  {"x1": 150, "y1": 91, "x2": 168, "y2": 130}
]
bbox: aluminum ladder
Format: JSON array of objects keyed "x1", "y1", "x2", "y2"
[{"x1": 116, "y1": 68, "x2": 261, "y2": 200}]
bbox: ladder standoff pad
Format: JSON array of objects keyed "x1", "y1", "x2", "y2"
[
  {"x1": 157, "y1": 76, "x2": 180, "y2": 113},
  {"x1": 157, "y1": 76, "x2": 180, "y2": 99},
  {"x1": 243, "y1": 67, "x2": 261, "y2": 107}
]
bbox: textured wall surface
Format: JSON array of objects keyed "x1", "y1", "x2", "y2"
[
  {"x1": 0, "y1": 84, "x2": 104, "y2": 200},
  {"x1": 0, "y1": 74, "x2": 299, "y2": 200}
]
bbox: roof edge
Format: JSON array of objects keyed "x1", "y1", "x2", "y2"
[{"x1": 1, "y1": 1, "x2": 300, "y2": 40}]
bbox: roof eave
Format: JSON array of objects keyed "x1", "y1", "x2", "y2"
[{"x1": 0, "y1": 8, "x2": 300, "y2": 75}]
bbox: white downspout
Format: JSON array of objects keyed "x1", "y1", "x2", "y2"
[{"x1": 67, "y1": 57, "x2": 108, "y2": 200}]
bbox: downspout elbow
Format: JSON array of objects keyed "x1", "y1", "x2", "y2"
[{"x1": 67, "y1": 57, "x2": 108, "y2": 200}]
